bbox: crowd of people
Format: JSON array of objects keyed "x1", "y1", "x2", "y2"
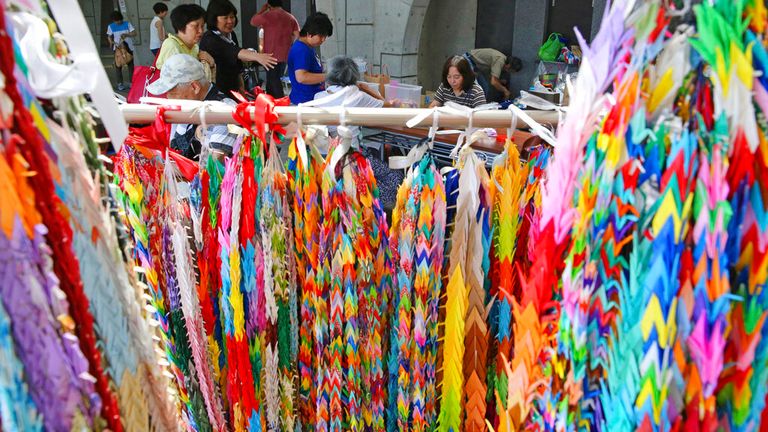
[{"x1": 108, "y1": 1, "x2": 522, "y2": 161}]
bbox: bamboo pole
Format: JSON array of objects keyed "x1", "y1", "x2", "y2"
[{"x1": 120, "y1": 102, "x2": 560, "y2": 129}]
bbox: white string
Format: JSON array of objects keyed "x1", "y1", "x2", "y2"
[
  {"x1": 506, "y1": 107, "x2": 518, "y2": 141},
  {"x1": 450, "y1": 106, "x2": 474, "y2": 159},
  {"x1": 428, "y1": 110, "x2": 439, "y2": 150},
  {"x1": 193, "y1": 101, "x2": 215, "y2": 165},
  {"x1": 327, "y1": 107, "x2": 351, "y2": 174},
  {"x1": 199, "y1": 101, "x2": 210, "y2": 143},
  {"x1": 295, "y1": 102, "x2": 308, "y2": 167},
  {"x1": 389, "y1": 107, "x2": 440, "y2": 170},
  {"x1": 339, "y1": 107, "x2": 348, "y2": 127},
  {"x1": 508, "y1": 104, "x2": 558, "y2": 148}
]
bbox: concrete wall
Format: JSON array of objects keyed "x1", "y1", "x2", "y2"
[
  {"x1": 82, "y1": 0, "x2": 608, "y2": 95},
  {"x1": 417, "y1": 0, "x2": 477, "y2": 92},
  {"x1": 508, "y1": 0, "x2": 548, "y2": 97},
  {"x1": 315, "y1": 0, "x2": 428, "y2": 85},
  {"x1": 475, "y1": 0, "x2": 515, "y2": 60},
  {"x1": 79, "y1": 0, "x2": 263, "y2": 66},
  {"x1": 311, "y1": 0, "x2": 602, "y2": 96}
]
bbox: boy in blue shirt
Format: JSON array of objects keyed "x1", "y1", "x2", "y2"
[
  {"x1": 107, "y1": 10, "x2": 137, "y2": 91},
  {"x1": 287, "y1": 12, "x2": 333, "y2": 104}
]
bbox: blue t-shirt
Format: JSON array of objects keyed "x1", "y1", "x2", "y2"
[
  {"x1": 107, "y1": 21, "x2": 135, "y2": 51},
  {"x1": 287, "y1": 40, "x2": 323, "y2": 104}
]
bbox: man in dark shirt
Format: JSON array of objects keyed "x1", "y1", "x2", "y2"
[{"x1": 147, "y1": 53, "x2": 239, "y2": 160}]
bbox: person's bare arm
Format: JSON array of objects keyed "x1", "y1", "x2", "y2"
[
  {"x1": 155, "y1": 19, "x2": 166, "y2": 41},
  {"x1": 491, "y1": 75, "x2": 511, "y2": 99},
  {"x1": 239, "y1": 50, "x2": 278, "y2": 69},
  {"x1": 357, "y1": 82, "x2": 393, "y2": 107},
  {"x1": 295, "y1": 69, "x2": 326, "y2": 85},
  {"x1": 429, "y1": 99, "x2": 442, "y2": 108},
  {"x1": 199, "y1": 51, "x2": 215, "y2": 66}
]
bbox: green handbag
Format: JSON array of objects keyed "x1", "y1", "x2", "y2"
[{"x1": 538, "y1": 33, "x2": 564, "y2": 62}]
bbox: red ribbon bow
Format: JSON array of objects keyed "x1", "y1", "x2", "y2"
[
  {"x1": 121, "y1": 105, "x2": 199, "y2": 181},
  {"x1": 231, "y1": 91, "x2": 290, "y2": 145}
]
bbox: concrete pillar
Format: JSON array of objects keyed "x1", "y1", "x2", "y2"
[
  {"x1": 374, "y1": 0, "x2": 426, "y2": 84},
  {"x1": 417, "y1": 0, "x2": 477, "y2": 91},
  {"x1": 591, "y1": 0, "x2": 607, "y2": 40},
  {"x1": 509, "y1": 0, "x2": 547, "y2": 96},
  {"x1": 345, "y1": 0, "x2": 375, "y2": 67}
]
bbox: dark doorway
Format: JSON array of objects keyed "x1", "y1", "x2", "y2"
[
  {"x1": 475, "y1": 0, "x2": 516, "y2": 57},
  {"x1": 241, "y1": 0, "x2": 298, "y2": 50},
  {"x1": 100, "y1": 0, "x2": 117, "y2": 49},
  {"x1": 545, "y1": 0, "x2": 593, "y2": 46}
]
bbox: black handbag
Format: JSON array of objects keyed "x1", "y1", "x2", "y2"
[{"x1": 242, "y1": 63, "x2": 262, "y2": 93}]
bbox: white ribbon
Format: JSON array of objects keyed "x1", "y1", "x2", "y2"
[
  {"x1": 193, "y1": 101, "x2": 214, "y2": 164},
  {"x1": 295, "y1": 102, "x2": 308, "y2": 167},
  {"x1": 46, "y1": 0, "x2": 128, "y2": 150},
  {"x1": 327, "y1": 107, "x2": 351, "y2": 174},
  {"x1": 518, "y1": 90, "x2": 568, "y2": 112},
  {"x1": 446, "y1": 102, "x2": 499, "y2": 159},
  {"x1": 506, "y1": 105, "x2": 519, "y2": 144},
  {"x1": 389, "y1": 108, "x2": 443, "y2": 170},
  {"x1": 508, "y1": 104, "x2": 558, "y2": 148},
  {"x1": 291, "y1": 86, "x2": 359, "y2": 167},
  {"x1": 8, "y1": 12, "x2": 101, "y2": 98}
]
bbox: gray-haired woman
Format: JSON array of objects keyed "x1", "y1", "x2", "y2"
[{"x1": 312, "y1": 55, "x2": 391, "y2": 147}]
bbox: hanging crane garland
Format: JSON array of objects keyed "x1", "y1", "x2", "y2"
[
  {"x1": 12, "y1": 0, "x2": 768, "y2": 430},
  {"x1": 102, "y1": 1, "x2": 768, "y2": 429}
]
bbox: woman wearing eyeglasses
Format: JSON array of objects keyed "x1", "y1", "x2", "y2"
[{"x1": 429, "y1": 56, "x2": 487, "y2": 109}]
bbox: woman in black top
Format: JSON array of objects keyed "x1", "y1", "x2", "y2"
[{"x1": 199, "y1": 0, "x2": 278, "y2": 95}]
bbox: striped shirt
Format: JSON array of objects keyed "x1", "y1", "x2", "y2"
[{"x1": 433, "y1": 82, "x2": 486, "y2": 108}]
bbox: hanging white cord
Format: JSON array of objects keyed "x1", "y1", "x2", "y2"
[
  {"x1": 192, "y1": 101, "x2": 215, "y2": 165},
  {"x1": 506, "y1": 107, "x2": 518, "y2": 143},
  {"x1": 328, "y1": 107, "x2": 351, "y2": 174},
  {"x1": 389, "y1": 109, "x2": 440, "y2": 170},
  {"x1": 429, "y1": 110, "x2": 439, "y2": 149},
  {"x1": 295, "y1": 102, "x2": 309, "y2": 167},
  {"x1": 450, "y1": 106, "x2": 475, "y2": 159},
  {"x1": 508, "y1": 104, "x2": 558, "y2": 148}
]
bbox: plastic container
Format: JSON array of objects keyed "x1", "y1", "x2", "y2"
[{"x1": 384, "y1": 83, "x2": 422, "y2": 108}]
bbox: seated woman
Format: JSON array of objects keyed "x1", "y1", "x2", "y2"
[
  {"x1": 429, "y1": 55, "x2": 487, "y2": 108},
  {"x1": 311, "y1": 55, "x2": 391, "y2": 148},
  {"x1": 200, "y1": 0, "x2": 278, "y2": 96}
]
